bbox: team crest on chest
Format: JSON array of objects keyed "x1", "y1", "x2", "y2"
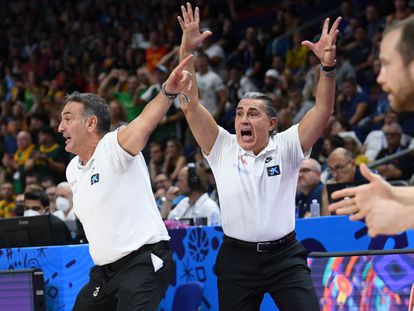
[
  {"x1": 266, "y1": 165, "x2": 280, "y2": 176},
  {"x1": 91, "y1": 173, "x2": 100, "y2": 185}
]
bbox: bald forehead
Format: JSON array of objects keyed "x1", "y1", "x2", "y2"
[
  {"x1": 17, "y1": 131, "x2": 30, "y2": 139},
  {"x1": 301, "y1": 158, "x2": 321, "y2": 172}
]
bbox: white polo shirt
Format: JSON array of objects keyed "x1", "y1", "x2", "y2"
[
  {"x1": 204, "y1": 125, "x2": 307, "y2": 242},
  {"x1": 167, "y1": 193, "x2": 221, "y2": 225},
  {"x1": 66, "y1": 130, "x2": 169, "y2": 265}
]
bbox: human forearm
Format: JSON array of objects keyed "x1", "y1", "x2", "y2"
[
  {"x1": 118, "y1": 55, "x2": 193, "y2": 155},
  {"x1": 298, "y1": 70, "x2": 335, "y2": 151},
  {"x1": 298, "y1": 17, "x2": 340, "y2": 151},
  {"x1": 178, "y1": 3, "x2": 218, "y2": 155}
]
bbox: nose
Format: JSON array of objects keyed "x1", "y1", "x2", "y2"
[
  {"x1": 58, "y1": 121, "x2": 64, "y2": 133},
  {"x1": 240, "y1": 114, "x2": 249, "y2": 123},
  {"x1": 376, "y1": 67, "x2": 385, "y2": 87}
]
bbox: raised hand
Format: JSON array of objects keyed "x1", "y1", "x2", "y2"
[
  {"x1": 302, "y1": 17, "x2": 341, "y2": 66},
  {"x1": 178, "y1": 2, "x2": 212, "y2": 53},
  {"x1": 164, "y1": 54, "x2": 193, "y2": 96}
]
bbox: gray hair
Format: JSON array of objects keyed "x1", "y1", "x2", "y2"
[
  {"x1": 240, "y1": 92, "x2": 278, "y2": 136},
  {"x1": 64, "y1": 92, "x2": 111, "y2": 135}
]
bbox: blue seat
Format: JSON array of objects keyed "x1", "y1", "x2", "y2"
[{"x1": 171, "y1": 281, "x2": 204, "y2": 311}]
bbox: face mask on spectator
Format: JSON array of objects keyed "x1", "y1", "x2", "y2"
[
  {"x1": 56, "y1": 196, "x2": 70, "y2": 212},
  {"x1": 24, "y1": 209, "x2": 41, "y2": 217}
]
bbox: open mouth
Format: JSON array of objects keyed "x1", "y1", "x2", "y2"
[{"x1": 241, "y1": 130, "x2": 252, "y2": 141}]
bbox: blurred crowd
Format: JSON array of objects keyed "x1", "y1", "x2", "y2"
[{"x1": 1, "y1": 0, "x2": 414, "y2": 222}]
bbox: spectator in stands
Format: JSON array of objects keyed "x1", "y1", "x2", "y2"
[
  {"x1": 45, "y1": 183, "x2": 57, "y2": 214},
  {"x1": 362, "y1": 110, "x2": 411, "y2": 161},
  {"x1": 329, "y1": 118, "x2": 361, "y2": 146},
  {"x1": 372, "y1": 122, "x2": 414, "y2": 181},
  {"x1": 109, "y1": 99, "x2": 128, "y2": 131},
  {"x1": 386, "y1": 0, "x2": 413, "y2": 27},
  {"x1": 145, "y1": 30, "x2": 168, "y2": 73},
  {"x1": 336, "y1": 78, "x2": 371, "y2": 128},
  {"x1": 23, "y1": 185, "x2": 50, "y2": 216},
  {"x1": 225, "y1": 63, "x2": 258, "y2": 131},
  {"x1": 262, "y1": 68, "x2": 282, "y2": 97},
  {"x1": 24, "y1": 173, "x2": 39, "y2": 191},
  {"x1": 2, "y1": 131, "x2": 35, "y2": 194},
  {"x1": 321, "y1": 147, "x2": 366, "y2": 215},
  {"x1": 195, "y1": 52, "x2": 228, "y2": 121},
  {"x1": 164, "y1": 163, "x2": 220, "y2": 225},
  {"x1": 286, "y1": 32, "x2": 309, "y2": 73},
  {"x1": 226, "y1": 26, "x2": 264, "y2": 87},
  {"x1": 22, "y1": 185, "x2": 72, "y2": 244},
  {"x1": 162, "y1": 138, "x2": 186, "y2": 182},
  {"x1": 25, "y1": 127, "x2": 69, "y2": 184},
  {"x1": 342, "y1": 25, "x2": 373, "y2": 87},
  {"x1": 201, "y1": 28, "x2": 226, "y2": 74},
  {"x1": 153, "y1": 172, "x2": 185, "y2": 214},
  {"x1": 296, "y1": 159, "x2": 323, "y2": 218},
  {"x1": 53, "y1": 181, "x2": 75, "y2": 221},
  {"x1": 335, "y1": 50, "x2": 356, "y2": 89},
  {"x1": 148, "y1": 141, "x2": 165, "y2": 183},
  {"x1": 365, "y1": 3, "x2": 385, "y2": 39},
  {"x1": 0, "y1": 181, "x2": 16, "y2": 218},
  {"x1": 2, "y1": 119, "x2": 20, "y2": 159},
  {"x1": 98, "y1": 69, "x2": 143, "y2": 122}
]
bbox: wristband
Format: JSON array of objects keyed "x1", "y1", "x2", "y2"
[
  {"x1": 320, "y1": 64, "x2": 336, "y2": 77},
  {"x1": 161, "y1": 82, "x2": 180, "y2": 100},
  {"x1": 321, "y1": 64, "x2": 336, "y2": 72}
]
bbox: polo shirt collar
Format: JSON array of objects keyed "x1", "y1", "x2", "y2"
[{"x1": 238, "y1": 135, "x2": 277, "y2": 157}]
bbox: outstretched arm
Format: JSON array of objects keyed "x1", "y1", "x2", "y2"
[
  {"x1": 178, "y1": 3, "x2": 218, "y2": 155},
  {"x1": 299, "y1": 17, "x2": 341, "y2": 152},
  {"x1": 118, "y1": 55, "x2": 193, "y2": 155}
]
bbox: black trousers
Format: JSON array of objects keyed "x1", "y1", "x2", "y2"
[
  {"x1": 214, "y1": 236, "x2": 320, "y2": 311},
  {"x1": 73, "y1": 241, "x2": 174, "y2": 311}
]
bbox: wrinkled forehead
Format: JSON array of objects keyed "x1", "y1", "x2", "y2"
[
  {"x1": 61, "y1": 101, "x2": 84, "y2": 115},
  {"x1": 237, "y1": 98, "x2": 266, "y2": 111}
]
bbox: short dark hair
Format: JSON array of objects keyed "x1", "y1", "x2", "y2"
[
  {"x1": 384, "y1": 16, "x2": 414, "y2": 66},
  {"x1": 64, "y1": 92, "x2": 111, "y2": 135},
  {"x1": 240, "y1": 92, "x2": 278, "y2": 136},
  {"x1": 24, "y1": 187, "x2": 49, "y2": 208}
]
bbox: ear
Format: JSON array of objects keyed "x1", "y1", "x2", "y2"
[
  {"x1": 269, "y1": 117, "x2": 277, "y2": 132},
  {"x1": 86, "y1": 115, "x2": 98, "y2": 133}
]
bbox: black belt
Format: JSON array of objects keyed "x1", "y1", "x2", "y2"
[
  {"x1": 224, "y1": 232, "x2": 296, "y2": 252},
  {"x1": 101, "y1": 241, "x2": 168, "y2": 272}
]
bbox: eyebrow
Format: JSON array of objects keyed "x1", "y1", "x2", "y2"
[{"x1": 236, "y1": 107, "x2": 260, "y2": 112}]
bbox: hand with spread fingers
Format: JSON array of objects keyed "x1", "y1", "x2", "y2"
[
  {"x1": 177, "y1": 2, "x2": 211, "y2": 111},
  {"x1": 178, "y1": 2, "x2": 212, "y2": 55},
  {"x1": 301, "y1": 17, "x2": 341, "y2": 66},
  {"x1": 328, "y1": 163, "x2": 414, "y2": 237}
]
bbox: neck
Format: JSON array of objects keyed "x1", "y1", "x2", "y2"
[
  {"x1": 188, "y1": 192, "x2": 203, "y2": 205},
  {"x1": 79, "y1": 135, "x2": 102, "y2": 164}
]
